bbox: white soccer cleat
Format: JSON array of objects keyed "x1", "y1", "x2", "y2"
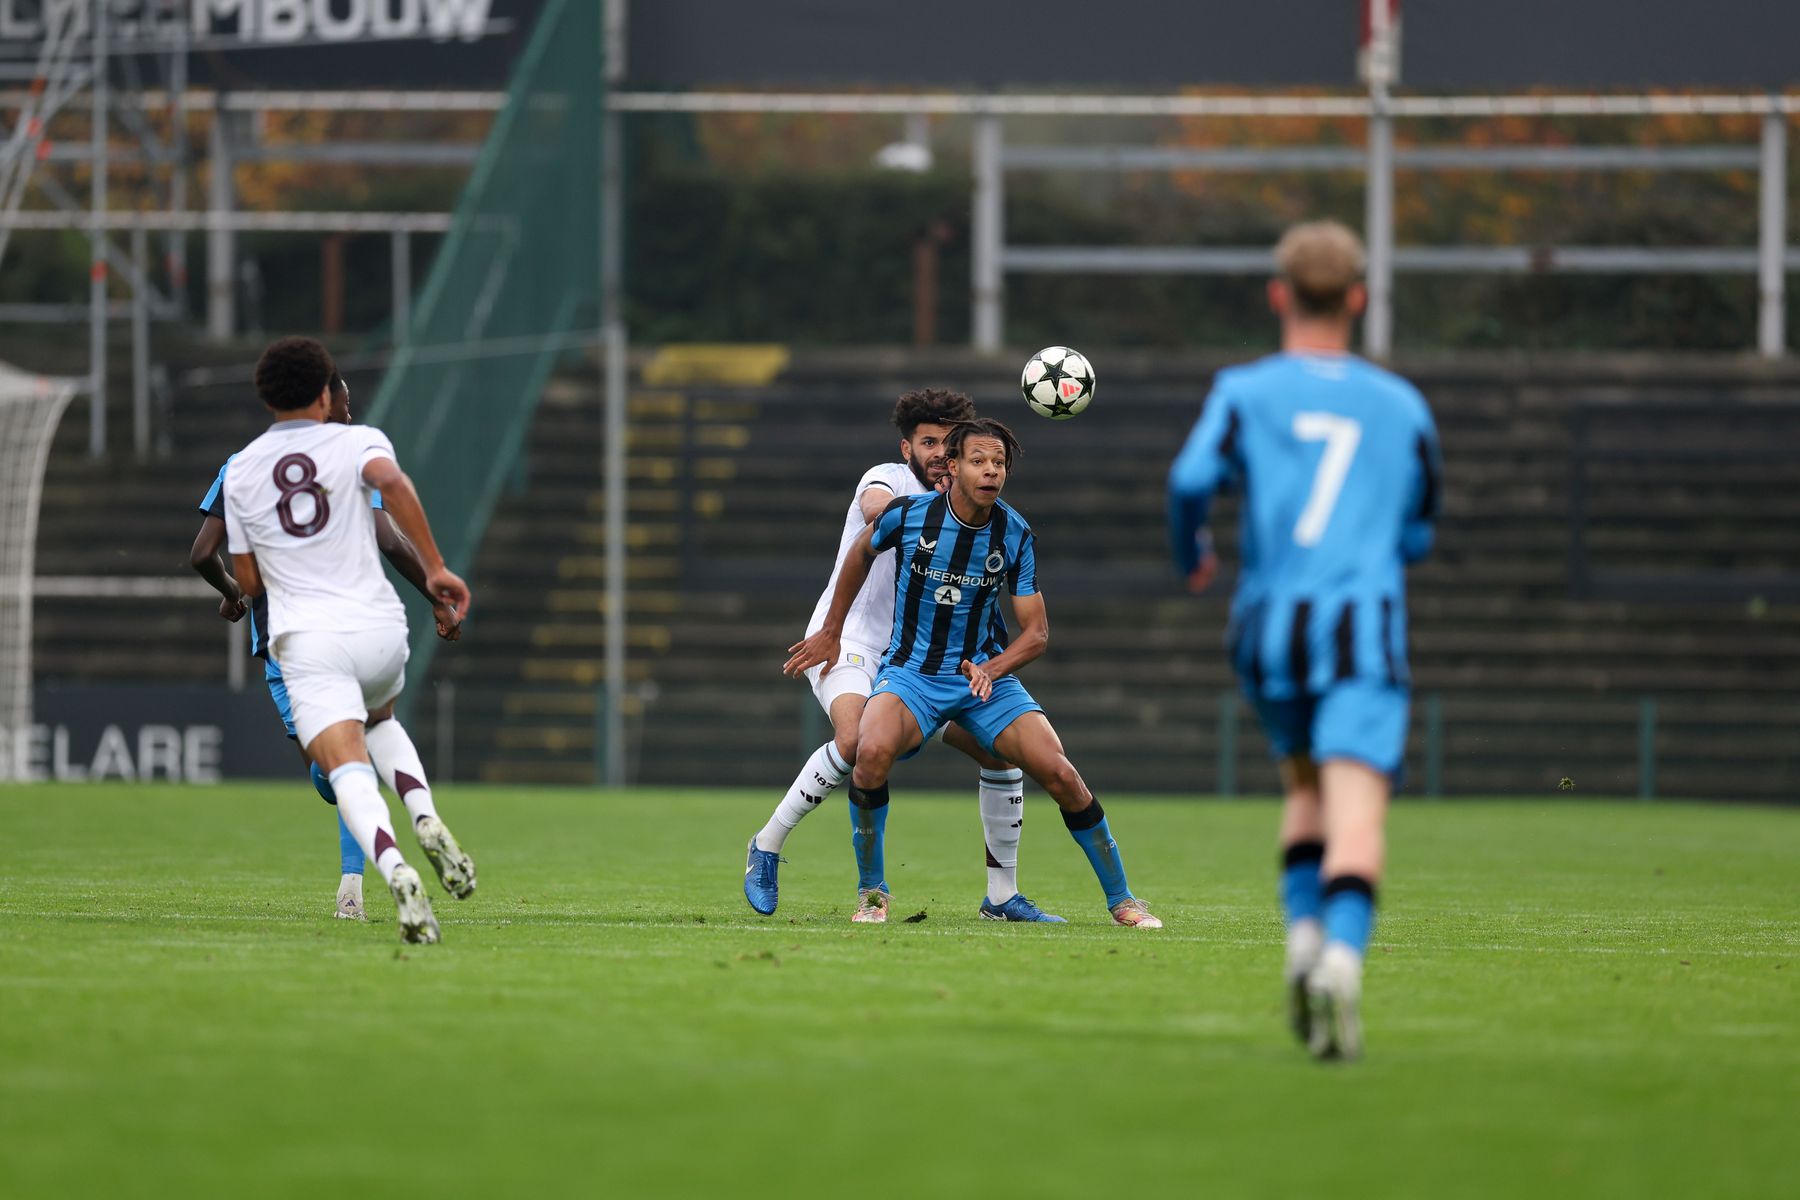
[
  {"x1": 388, "y1": 864, "x2": 441, "y2": 945},
  {"x1": 1306, "y1": 942, "x2": 1365, "y2": 1061},
  {"x1": 1110, "y1": 898, "x2": 1164, "y2": 929},
  {"x1": 414, "y1": 814, "x2": 477, "y2": 899},
  {"x1": 850, "y1": 888, "x2": 891, "y2": 924},
  {"x1": 334, "y1": 873, "x2": 367, "y2": 922},
  {"x1": 1285, "y1": 918, "x2": 1325, "y2": 1044}
]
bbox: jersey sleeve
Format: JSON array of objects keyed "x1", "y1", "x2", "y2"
[
  {"x1": 357, "y1": 428, "x2": 398, "y2": 478},
  {"x1": 855, "y1": 462, "x2": 905, "y2": 500},
  {"x1": 199, "y1": 462, "x2": 228, "y2": 518},
  {"x1": 1008, "y1": 530, "x2": 1039, "y2": 597},
  {"x1": 1400, "y1": 402, "x2": 1443, "y2": 565},
  {"x1": 1166, "y1": 382, "x2": 1242, "y2": 576},
  {"x1": 869, "y1": 495, "x2": 911, "y2": 553},
  {"x1": 222, "y1": 465, "x2": 249, "y2": 555}
]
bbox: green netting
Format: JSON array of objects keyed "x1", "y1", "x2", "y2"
[{"x1": 365, "y1": 0, "x2": 599, "y2": 707}]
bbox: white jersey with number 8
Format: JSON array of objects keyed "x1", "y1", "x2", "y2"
[{"x1": 223, "y1": 419, "x2": 407, "y2": 648}]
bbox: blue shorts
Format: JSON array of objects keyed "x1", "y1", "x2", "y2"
[
  {"x1": 1248, "y1": 680, "x2": 1410, "y2": 779},
  {"x1": 872, "y1": 665, "x2": 1043, "y2": 759},
  {"x1": 264, "y1": 656, "x2": 299, "y2": 741}
]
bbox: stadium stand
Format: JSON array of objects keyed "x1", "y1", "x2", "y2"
[{"x1": 30, "y1": 353, "x2": 1800, "y2": 799}]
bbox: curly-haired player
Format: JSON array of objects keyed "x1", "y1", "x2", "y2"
[
  {"x1": 191, "y1": 366, "x2": 462, "y2": 923},
  {"x1": 744, "y1": 391, "x2": 1063, "y2": 925},
  {"x1": 221, "y1": 336, "x2": 476, "y2": 944},
  {"x1": 786, "y1": 418, "x2": 1162, "y2": 929}
]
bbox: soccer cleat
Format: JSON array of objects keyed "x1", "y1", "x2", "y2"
[
  {"x1": 1285, "y1": 918, "x2": 1325, "y2": 1045},
  {"x1": 414, "y1": 814, "x2": 476, "y2": 899},
  {"x1": 743, "y1": 839, "x2": 782, "y2": 915},
  {"x1": 850, "y1": 888, "x2": 891, "y2": 924},
  {"x1": 1109, "y1": 898, "x2": 1164, "y2": 929},
  {"x1": 387, "y1": 864, "x2": 440, "y2": 945},
  {"x1": 334, "y1": 873, "x2": 367, "y2": 922},
  {"x1": 1306, "y1": 943, "x2": 1365, "y2": 1061},
  {"x1": 978, "y1": 894, "x2": 1068, "y2": 923}
]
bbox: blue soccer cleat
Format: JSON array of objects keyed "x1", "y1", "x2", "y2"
[
  {"x1": 743, "y1": 839, "x2": 782, "y2": 915},
  {"x1": 978, "y1": 894, "x2": 1068, "y2": 923}
]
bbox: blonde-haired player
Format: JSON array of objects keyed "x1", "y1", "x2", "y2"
[{"x1": 1169, "y1": 221, "x2": 1441, "y2": 1058}]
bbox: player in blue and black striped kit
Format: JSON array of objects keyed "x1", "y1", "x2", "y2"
[
  {"x1": 1168, "y1": 221, "x2": 1441, "y2": 1059},
  {"x1": 788, "y1": 417, "x2": 1163, "y2": 928}
]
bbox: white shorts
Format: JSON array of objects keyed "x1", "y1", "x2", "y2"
[
  {"x1": 804, "y1": 639, "x2": 884, "y2": 713},
  {"x1": 804, "y1": 640, "x2": 949, "y2": 746},
  {"x1": 271, "y1": 627, "x2": 409, "y2": 748}
]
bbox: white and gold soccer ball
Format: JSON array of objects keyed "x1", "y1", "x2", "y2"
[{"x1": 1020, "y1": 346, "x2": 1095, "y2": 420}]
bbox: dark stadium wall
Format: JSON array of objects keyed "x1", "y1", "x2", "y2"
[
  {"x1": 1404, "y1": 0, "x2": 1799, "y2": 89},
  {"x1": 625, "y1": 0, "x2": 1798, "y2": 90},
  {"x1": 626, "y1": 0, "x2": 1359, "y2": 88}
]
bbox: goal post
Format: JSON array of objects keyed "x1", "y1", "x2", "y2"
[{"x1": 0, "y1": 362, "x2": 77, "y2": 782}]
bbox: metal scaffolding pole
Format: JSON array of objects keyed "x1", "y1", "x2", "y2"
[
  {"x1": 206, "y1": 100, "x2": 234, "y2": 341},
  {"x1": 131, "y1": 223, "x2": 149, "y2": 457},
  {"x1": 1759, "y1": 106, "x2": 1787, "y2": 358},
  {"x1": 971, "y1": 112, "x2": 1003, "y2": 352},
  {"x1": 87, "y1": 0, "x2": 108, "y2": 457},
  {"x1": 168, "y1": 14, "x2": 191, "y2": 318}
]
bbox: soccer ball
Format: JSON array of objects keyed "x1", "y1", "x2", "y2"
[{"x1": 1021, "y1": 346, "x2": 1095, "y2": 420}]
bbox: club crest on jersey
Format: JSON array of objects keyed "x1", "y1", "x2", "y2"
[
  {"x1": 985, "y1": 549, "x2": 1006, "y2": 574},
  {"x1": 934, "y1": 584, "x2": 962, "y2": 606}
]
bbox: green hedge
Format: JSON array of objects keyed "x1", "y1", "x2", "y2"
[{"x1": 625, "y1": 168, "x2": 1771, "y2": 351}]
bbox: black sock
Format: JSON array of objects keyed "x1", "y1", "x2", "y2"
[
  {"x1": 848, "y1": 781, "x2": 889, "y2": 810},
  {"x1": 1060, "y1": 798, "x2": 1106, "y2": 832}
]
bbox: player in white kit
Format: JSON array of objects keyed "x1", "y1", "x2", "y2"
[
  {"x1": 224, "y1": 337, "x2": 476, "y2": 944},
  {"x1": 743, "y1": 390, "x2": 1064, "y2": 925}
]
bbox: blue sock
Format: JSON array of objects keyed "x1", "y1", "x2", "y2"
[
  {"x1": 1322, "y1": 875, "x2": 1377, "y2": 956},
  {"x1": 309, "y1": 762, "x2": 337, "y2": 805},
  {"x1": 1062, "y1": 799, "x2": 1131, "y2": 908},
  {"x1": 1281, "y1": 840, "x2": 1326, "y2": 927},
  {"x1": 337, "y1": 812, "x2": 365, "y2": 876},
  {"x1": 848, "y1": 783, "x2": 889, "y2": 893}
]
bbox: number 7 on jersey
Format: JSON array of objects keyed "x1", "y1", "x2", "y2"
[{"x1": 1291, "y1": 412, "x2": 1361, "y2": 547}]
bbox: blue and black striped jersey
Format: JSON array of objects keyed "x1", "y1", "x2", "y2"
[
  {"x1": 869, "y1": 492, "x2": 1038, "y2": 676},
  {"x1": 1167, "y1": 352, "x2": 1441, "y2": 698}
]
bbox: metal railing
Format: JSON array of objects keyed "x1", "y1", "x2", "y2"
[{"x1": 612, "y1": 89, "x2": 1800, "y2": 359}]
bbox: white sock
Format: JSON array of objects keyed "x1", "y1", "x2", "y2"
[
  {"x1": 1286, "y1": 917, "x2": 1324, "y2": 983},
  {"x1": 979, "y1": 767, "x2": 1024, "y2": 904},
  {"x1": 365, "y1": 720, "x2": 438, "y2": 826},
  {"x1": 329, "y1": 762, "x2": 406, "y2": 883},
  {"x1": 755, "y1": 742, "x2": 851, "y2": 853}
]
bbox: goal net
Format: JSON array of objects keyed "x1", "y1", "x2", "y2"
[{"x1": 0, "y1": 361, "x2": 76, "y2": 781}]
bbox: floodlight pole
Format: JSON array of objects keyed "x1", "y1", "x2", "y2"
[
  {"x1": 600, "y1": 0, "x2": 628, "y2": 787},
  {"x1": 1758, "y1": 103, "x2": 1786, "y2": 358},
  {"x1": 1362, "y1": 0, "x2": 1397, "y2": 360},
  {"x1": 87, "y1": 0, "x2": 108, "y2": 457},
  {"x1": 1364, "y1": 89, "x2": 1395, "y2": 360}
]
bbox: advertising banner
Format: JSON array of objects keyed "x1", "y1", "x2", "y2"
[{"x1": 2, "y1": 681, "x2": 300, "y2": 784}]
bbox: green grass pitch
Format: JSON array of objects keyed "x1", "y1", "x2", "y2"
[{"x1": 0, "y1": 784, "x2": 1794, "y2": 1198}]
